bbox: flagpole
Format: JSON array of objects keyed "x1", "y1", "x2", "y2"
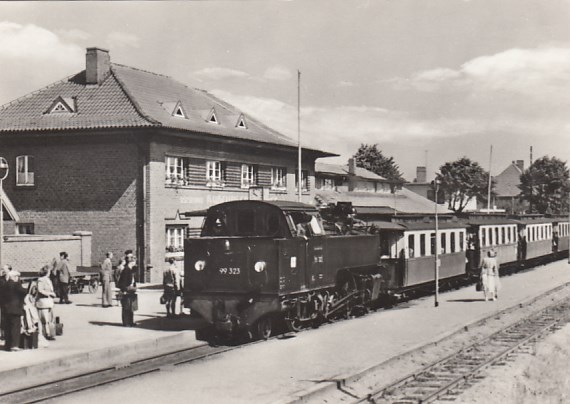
[
  {"x1": 297, "y1": 70, "x2": 302, "y2": 202},
  {"x1": 487, "y1": 145, "x2": 493, "y2": 213}
]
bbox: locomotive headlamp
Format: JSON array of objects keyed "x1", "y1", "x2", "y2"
[
  {"x1": 194, "y1": 260, "x2": 206, "y2": 271},
  {"x1": 254, "y1": 261, "x2": 267, "y2": 273}
]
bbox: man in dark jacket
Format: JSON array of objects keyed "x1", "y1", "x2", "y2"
[
  {"x1": 56, "y1": 252, "x2": 72, "y2": 304},
  {"x1": 0, "y1": 265, "x2": 8, "y2": 341},
  {"x1": 118, "y1": 250, "x2": 138, "y2": 327},
  {"x1": 4, "y1": 271, "x2": 27, "y2": 351}
]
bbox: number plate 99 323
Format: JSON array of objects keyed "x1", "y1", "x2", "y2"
[{"x1": 219, "y1": 267, "x2": 241, "y2": 275}]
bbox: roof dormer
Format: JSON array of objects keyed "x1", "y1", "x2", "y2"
[
  {"x1": 46, "y1": 96, "x2": 76, "y2": 114},
  {"x1": 236, "y1": 114, "x2": 247, "y2": 129},
  {"x1": 207, "y1": 107, "x2": 219, "y2": 124},
  {"x1": 172, "y1": 101, "x2": 187, "y2": 119}
]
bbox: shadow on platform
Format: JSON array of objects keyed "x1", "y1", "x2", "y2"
[
  {"x1": 446, "y1": 298, "x2": 487, "y2": 302},
  {"x1": 90, "y1": 315, "x2": 207, "y2": 332}
]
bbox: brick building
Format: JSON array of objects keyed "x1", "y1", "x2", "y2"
[{"x1": 0, "y1": 48, "x2": 331, "y2": 282}]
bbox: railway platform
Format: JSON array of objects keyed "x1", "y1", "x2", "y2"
[
  {"x1": 1, "y1": 260, "x2": 570, "y2": 402},
  {"x1": 0, "y1": 286, "x2": 205, "y2": 395}
]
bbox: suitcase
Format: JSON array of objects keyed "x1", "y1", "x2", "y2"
[
  {"x1": 20, "y1": 332, "x2": 39, "y2": 349},
  {"x1": 55, "y1": 316, "x2": 64, "y2": 336}
]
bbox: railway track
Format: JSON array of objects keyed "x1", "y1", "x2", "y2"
[
  {"x1": 0, "y1": 341, "x2": 244, "y2": 403},
  {"x1": 357, "y1": 296, "x2": 570, "y2": 404}
]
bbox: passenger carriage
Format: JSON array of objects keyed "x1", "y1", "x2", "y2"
[
  {"x1": 464, "y1": 215, "x2": 520, "y2": 273},
  {"x1": 362, "y1": 214, "x2": 468, "y2": 295}
]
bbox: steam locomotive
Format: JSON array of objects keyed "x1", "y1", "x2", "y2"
[{"x1": 183, "y1": 200, "x2": 569, "y2": 340}]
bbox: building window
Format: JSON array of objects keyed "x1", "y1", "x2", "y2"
[
  {"x1": 271, "y1": 167, "x2": 287, "y2": 190},
  {"x1": 166, "y1": 226, "x2": 186, "y2": 252},
  {"x1": 206, "y1": 161, "x2": 225, "y2": 187},
  {"x1": 241, "y1": 164, "x2": 257, "y2": 188},
  {"x1": 295, "y1": 170, "x2": 309, "y2": 192},
  {"x1": 165, "y1": 156, "x2": 188, "y2": 185},
  {"x1": 16, "y1": 155, "x2": 35, "y2": 186},
  {"x1": 16, "y1": 223, "x2": 34, "y2": 235}
]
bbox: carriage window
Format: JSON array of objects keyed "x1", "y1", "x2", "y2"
[
  {"x1": 493, "y1": 228, "x2": 498, "y2": 245},
  {"x1": 420, "y1": 234, "x2": 426, "y2": 257},
  {"x1": 450, "y1": 232, "x2": 456, "y2": 253},
  {"x1": 459, "y1": 232, "x2": 464, "y2": 251},
  {"x1": 430, "y1": 233, "x2": 436, "y2": 256},
  {"x1": 407, "y1": 234, "x2": 415, "y2": 258},
  {"x1": 441, "y1": 233, "x2": 447, "y2": 254},
  {"x1": 481, "y1": 229, "x2": 486, "y2": 246},
  {"x1": 487, "y1": 228, "x2": 491, "y2": 246},
  {"x1": 500, "y1": 228, "x2": 505, "y2": 244}
]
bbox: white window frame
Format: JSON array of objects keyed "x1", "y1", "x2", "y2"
[
  {"x1": 166, "y1": 226, "x2": 186, "y2": 252},
  {"x1": 206, "y1": 161, "x2": 225, "y2": 187},
  {"x1": 241, "y1": 164, "x2": 256, "y2": 188},
  {"x1": 16, "y1": 155, "x2": 34, "y2": 186},
  {"x1": 271, "y1": 167, "x2": 286, "y2": 190},
  {"x1": 165, "y1": 156, "x2": 185, "y2": 185}
]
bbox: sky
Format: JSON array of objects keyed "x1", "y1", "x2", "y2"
[{"x1": 0, "y1": 0, "x2": 569, "y2": 181}]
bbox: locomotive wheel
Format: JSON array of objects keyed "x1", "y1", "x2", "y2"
[
  {"x1": 255, "y1": 316, "x2": 273, "y2": 340},
  {"x1": 285, "y1": 317, "x2": 302, "y2": 333}
]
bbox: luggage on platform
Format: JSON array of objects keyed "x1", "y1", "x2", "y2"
[
  {"x1": 20, "y1": 331, "x2": 39, "y2": 349},
  {"x1": 55, "y1": 316, "x2": 64, "y2": 336}
]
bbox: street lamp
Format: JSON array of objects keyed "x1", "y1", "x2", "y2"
[
  {"x1": 434, "y1": 178, "x2": 440, "y2": 308},
  {"x1": 0, "y1": 157, "x2": 8, "y2": 270}
]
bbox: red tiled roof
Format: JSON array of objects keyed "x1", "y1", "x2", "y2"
[{"x1": 0, "y1": 63, "x2": 330, "y2": 155}]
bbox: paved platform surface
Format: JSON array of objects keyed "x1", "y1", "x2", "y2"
[
  {"x1": 2, "y1": 259, "x2": 570, "y2": 402},
  {"x1": 0, "y1": 285, "x2": 205, "y2": 393}
]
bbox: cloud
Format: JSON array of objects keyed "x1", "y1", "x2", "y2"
[
  {"x1": 106, "y1": 31, "x2": 140, "y2": 48},
  {"x1": 263, "y1": 66, "x2": 292, "y2": 81},
  {"x1": 0, "y1": 22, "x2": 83, "y2": 103},
  {"x1": 58, "y1": 28, "x2": 91, "y2": 42},
  {"x1": 0, "y1": 22, "x2": 83, "y2": 62},
  {"x1": 193, "y1": 67, "x2": 250, "y2": 81},
  {"x1": 404, "y1": 47, "x2": 570, "y2": 100}
]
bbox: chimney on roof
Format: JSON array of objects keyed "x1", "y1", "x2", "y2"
[
  {"x1": 348, "y1": 158, "x2": 356, "y2": 192},
  {"x1": 348, "y1": 158, "x2": 356, "y2": 175},
  {"x1": 416, "y1": 166, "x2": 427, "y2": 183},
  {"x1": 86, "y1": 47, "x2": 111, "y2": 85},
  {"x1": 514, "y1": 160, "x2": 524, "y2": 172}
]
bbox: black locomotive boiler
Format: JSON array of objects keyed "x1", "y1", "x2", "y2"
[{"x1": 183, "y1": 200, "x2": 384, "y2": 340}]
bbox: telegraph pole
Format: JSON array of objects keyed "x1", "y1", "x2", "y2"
[{"x1": 297, "y1": 70, "x2": 302, "y2": 202}]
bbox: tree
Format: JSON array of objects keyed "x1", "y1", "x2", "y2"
[
  {"x1": 519, "y1": 156, "x2": 570, "y2": 214},
  {"x1": 436, "y1": 157, "x2": 492, "y2": 213},
  {"x1": 352, "y1": 144, "x2": 405, "y2": 184}
]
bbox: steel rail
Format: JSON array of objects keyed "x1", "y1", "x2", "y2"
[
  {"x1": 0, "y1": 339, "x2": 257, "y2": 404},
  {"x1": 362, "y1": 297, "x2": 570, "y2": 404}
]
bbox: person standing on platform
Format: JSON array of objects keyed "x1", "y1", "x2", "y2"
[
  {"x1": 480, "y1": 250, "x2": 498, "y2": 301},
  {"x1": 163, "y1": 258, "x2": 181, "y2": 317},
  {"x1": 36, "y1": 265, "x2": 56, "y2": 340},
  {"x1": 49, "y1": 256, "x2": 60, "y2": 298},
  {"x1": 100, "y1": 252, "x2": 114, "y2": 308},
  {"x1": 118, "y1": 250, "x2": 138, "y2": 327},
  {"x1": 56, "y1": 252, "x2": 72, "y2": 304},
  {"x1": 4, "y1": 270, "x2": 27, "y2": 351},
  {"x1": 0, "y1": 265, "x2": 9, "y2": 341}
]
